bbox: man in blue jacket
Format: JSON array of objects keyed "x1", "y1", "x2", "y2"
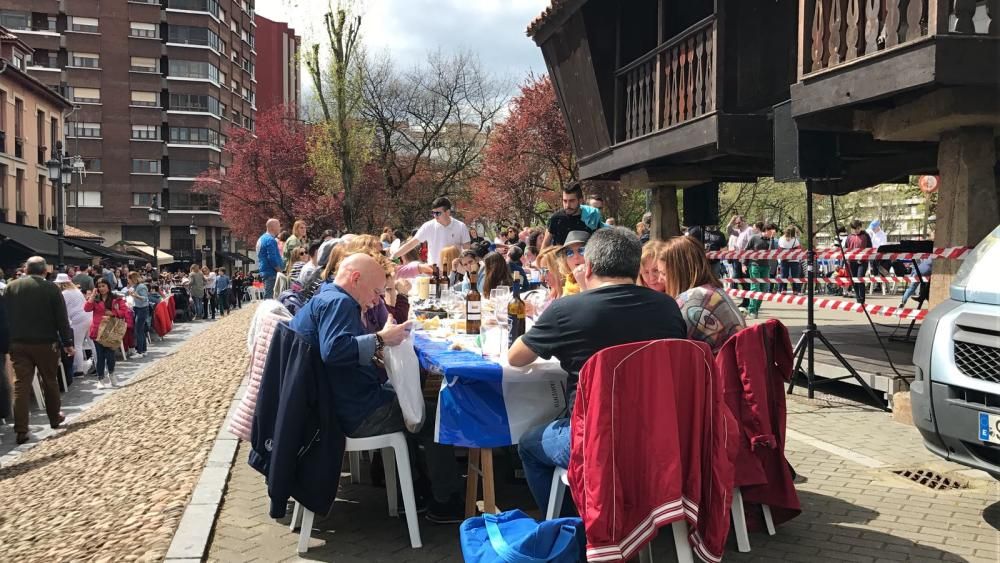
[
  {"x1": 290, "y1": 253, "x2": 465, "y2": 524},
  {"x1": 256, "y1": 218, "x2": 284, "y2": 299}
]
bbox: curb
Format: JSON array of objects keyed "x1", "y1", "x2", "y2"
[{"x1": 165, "y1": 374, "x2": 248, "y2": 561}]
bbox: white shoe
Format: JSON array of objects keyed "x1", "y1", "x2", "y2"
[
  {"x1": 97, "y1": 376, "x2": 111, "y2": 389},
  {"x1": 133, "y1": 353, "x2": 144, "y2": 359},
  {"x1": 109, "y1": 373, "x2": 121, "y2": 387}
]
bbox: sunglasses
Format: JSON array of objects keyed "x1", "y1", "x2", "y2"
[
  {"x1": 431, "y1": 210, "x2": 445, "y2": 217},
  {"x1": 564, "y1": 246, "x2": 586, "y2": 258}
]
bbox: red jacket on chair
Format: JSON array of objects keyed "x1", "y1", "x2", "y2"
[
  {"x1": 568, "y1": 339, "x2": 734, "y2": 563},
  {"x1": 715, "y1": 319, "x2": 800, "y2": 528}
]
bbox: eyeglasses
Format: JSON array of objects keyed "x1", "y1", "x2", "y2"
[{"x1": 564, "y1": 246, "x2": 585, "y2": 258}]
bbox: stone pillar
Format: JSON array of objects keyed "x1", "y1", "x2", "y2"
[
  {"x1": 651, "y1": 186, "x2": 681, "y2": 240},
  {"x1": 931, "y1": 127, "x2": 999, "y2": 305}
]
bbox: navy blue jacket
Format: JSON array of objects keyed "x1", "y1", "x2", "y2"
[{"x1": 249, "y1": 322, "x2": 346, "y2": 518}]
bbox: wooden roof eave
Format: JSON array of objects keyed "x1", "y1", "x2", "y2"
[{"x1": 527, "y1": 0, "x2": 589, "y2": 46}]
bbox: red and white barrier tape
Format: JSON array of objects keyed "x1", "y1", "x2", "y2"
[
  {"x1": 726, "y1": 289, "x2": 928, "y2": 320},
  {"x1": 706, "y1": 246, "x2": 970, "y2": 261},
  {"x1": 722, "y1": 276, "x2": 919, "y2": 284}
]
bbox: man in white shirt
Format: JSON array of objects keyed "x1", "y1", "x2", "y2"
[
  {"x1": 867, "y1": 219, "x2": 889, "y2": 293},
  {"x1": 390, "y1": 197, "x2": 471, "y2": 266}
]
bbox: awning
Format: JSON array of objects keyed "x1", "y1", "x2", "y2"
[
  {"x1": 0, "y1": 221, "x2": 91, "y2": 265},
  {"x1": 112, "y1": 241, "x2": 175, "y2": 265},
  {"x1": 64, "y1": 238, "x2": 137, "y2": 263},
  {"x1": 219, "y1": 251, "x2": 254, "y2": 264}
]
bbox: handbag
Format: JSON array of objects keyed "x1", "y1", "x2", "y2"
[
  {"x1": 460, "y1": 510, "x2": 585, "y2": 563},
  {"x1": 96, "y1": 309, "x2": 127, "y2": 349}
]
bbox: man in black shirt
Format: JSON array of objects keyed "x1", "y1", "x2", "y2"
[
  {"x1": 508, "y1": 227, "x2": 688, "y2": 513},
  {"x1": 542, "y1": 182, "x2": 592, "y2": 247}
]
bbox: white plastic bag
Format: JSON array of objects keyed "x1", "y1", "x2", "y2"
[{"x1": 383, "y1": 333, "x2": 426, "y2": 433}]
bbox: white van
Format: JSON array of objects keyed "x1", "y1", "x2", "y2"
[{"x1": 911, "y1": 225, "x2": 1000, "y2": 478}]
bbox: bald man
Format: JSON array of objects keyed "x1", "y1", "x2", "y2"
[
  {"x1": 256, "y1": 218, "x2": 285, "y2": 298},
  {"x1": 289, "y1": 254, "x2": 465, "y2": 523}
]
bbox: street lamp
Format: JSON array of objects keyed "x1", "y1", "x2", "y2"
[
  {"x1": 189, "y1": 218, "x2": 197, "y2": 264},
  {"x1": 147, "y1": 195, "x2": 163, "y2": 269},
  {"x1": 45, "y1": 156, "x2": 64, "y2": 270}
]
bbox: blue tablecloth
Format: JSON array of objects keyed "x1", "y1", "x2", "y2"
[{"x1": 413, "y1": 332, "x2": 567, "y2": 448}]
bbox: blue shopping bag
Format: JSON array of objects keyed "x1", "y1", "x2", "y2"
[{"x1": 460, "y1": 510, "x2": 585, "y2": 563}]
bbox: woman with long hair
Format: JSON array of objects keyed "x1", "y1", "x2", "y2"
[
  {"x1": 658, "y1": 236, "x2": 744, "y2": 353},
  {"x1": 84, "y1": 278, "x2": 128, "y2": 388},
  {"x1": 481, "y1": 251, "x2": 512, "y2": 298},
  {"x1": 286, "y1": 246, "x2": 309, "y2": 282},
  {"x1": 439, "y1": 245, "x2": 460, "y2": 285},
  {"x1": 525, "y1": 245, "x2": 564, "y2": 317},
  {"x1": 636, "y1": 240, "x2": 665, "y2": 292}
]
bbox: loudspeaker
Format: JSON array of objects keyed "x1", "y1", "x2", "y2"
[
  {"x1": 773, "y1": 101, "x2": 841, "y2": 181},
  {"x1": 683, "y1": 182, "x2": 719, "y2": 227}
]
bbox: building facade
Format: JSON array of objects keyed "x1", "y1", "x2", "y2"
[
  {"x1": 2, "y1": 0, "x2": 258, "y2": 269},
  {"x1": 0, "y1": 26, "x2": 73, "y2": 231},
  {"x1": 253, "y1": 14, "x2": 298, "y2": 115}
]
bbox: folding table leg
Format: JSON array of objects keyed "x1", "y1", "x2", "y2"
[{"x1": 464, "y1": 448, "x2": 481, "y2": 518}]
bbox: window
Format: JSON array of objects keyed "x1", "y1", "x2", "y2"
[
  {"x1": 71, "y1": 87, "x2": 101, "y2": 104},
  {"x1": 68, "y1": 191, "x2": 102, "y2": 208},
  {"x1": 130, "y1": 22, "x2": 159, "y2": 38},
  {"x1": 66, "y1": 122, "x2": 101, "y2": 138},
  {"x1": 168, "y1": 59, "x2": 219, "y2": 82},
  {"x1": 168, "y1": 0, "x2": 220, "y2": 16},
  {"x1": 230, "y1": 79, "x2": 237, "y2": 91},
  {"x1": 0, "y1": 164, "x2": 6, "y2": 219},
  {"x1": 83, "y1": 157, "x2": 102, "y2": 172},
  {"x1": 14, "y1": 98, "x2": 24, "y2": 138},
  {"x1": 219, "y1": 71, "x2": 226, "y2": 87},
  {"x1": 241, "y1": 86, "x2": 250, "y2": 100},
  {"x1": 0, "y1": 11, "x2": 30, "y2": 31},
  {"x1": 169, "y1": 159, "x2": 211, "y2": 177},
  {"x1": 0, "y1": 91, "x2": 5, "y2": 137},
  {"x1": 38, "y1": 175, "x2": 45, "y2": 227},
  {"x1": 231, "y1": 19, "x2": 238, "y2": 33},
  {"x1": 131, "y1": 90, "x2": 160, "y2": 107},
  {"x1": 130, "y1": 56, "x2": 159, "y2": 73},
  {"x1": 12, "y1": 53, "x2": 23, "y2": 70},
  {"x1": 172, "y1": 191, "x2": 218, "y2": 211},
  {"x1": 15, "y1": 169, "x2": 24, "y2": 212},
  {"x1": 168, "y1": 93, "x2": 220, "y2": 115},
  {"x1": 132, "y1": 193, "x2": 157, "y2": 207},
  {"x1": 36, "y1": 111, "x2": 45, "y2": 163},
  {"x1": 169, "y1": 127, "x2": 219, "y2": 146},
  {"x1": 168, "y1": 25, "x2": 220, "y2": 50},
  {"x1": 70, "y1": 52, "x2": 100, "y2": 68},
  {"x1": 132, "y1": 159, "x2": 162, "y2": 174},
  {"x1": 70, "y1": 16, "x2": 100, "y2": 33},
  {"x1": 131, "y1": 124, "x2": 160, "y2": 140},
  {"x1": 31, "y1": 50, "x2": 58, "y2": 69},
  {"x1": 50, "y1": 117, "x2": 58, "y2": 154},
  {"x1": 231, "y1": 49, "x2": 239, "y2": 63},
  {"x1": 241, "y1": 28, "x2": 250, "y2": 43},
  {"x1": 46, "y1": 16, "x2": 57, "y2": 32}
]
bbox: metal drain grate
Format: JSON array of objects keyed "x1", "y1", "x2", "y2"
[{"x1": 892, "y1": 469, "x2": 967, "y2": 490}]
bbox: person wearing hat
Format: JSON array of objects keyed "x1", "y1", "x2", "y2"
[
  {"x1": 55, "y1": 273, "x2": 92, "y2": 379},
  {"x1": 5, "y1": 257, "x2": 73, "y2": 444},
  {"x1": 560, "y1": 230, "x2": 590, "y2": 296}
]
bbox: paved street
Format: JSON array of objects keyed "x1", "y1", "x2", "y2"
[{"x1": 0, "y1": 308, "x2": 251, "y2": 560}]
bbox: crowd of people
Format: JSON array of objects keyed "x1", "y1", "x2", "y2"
[{"x1": 0, "y1": 256, "x2": 256, "y2": 446}]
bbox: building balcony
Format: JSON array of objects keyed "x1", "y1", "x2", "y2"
[{"x1": 792, "y1": 0, "x2": 999, "y2": 118}]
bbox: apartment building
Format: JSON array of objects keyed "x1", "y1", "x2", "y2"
[
  {"x1": 253, "y1": 14, "x2": 298, "y2": 115},
  {"x1": 2, "y1": 0, "x2": 257, "y2": 269},
  {"x1": 0, "y1": 26, "x2": 73, "y2": 231}
]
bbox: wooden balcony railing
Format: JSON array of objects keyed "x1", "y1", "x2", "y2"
[
  {"x1": 801, "y1": 0, "x2": 998, "y2": 78},
  {"x1": 616, "y1": 17, "x2": 718, "y2": 143}
]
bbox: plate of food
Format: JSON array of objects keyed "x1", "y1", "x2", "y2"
[{"x1": 415, "y1": 305, "x2": 448, "y2": 319}]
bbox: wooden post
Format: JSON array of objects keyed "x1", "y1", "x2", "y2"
[
  {"x1": 651, "y1": 186, "x2": 682, "y2": 240},
  {"x1": 930, "y1": 127, "x2": 1000, "y2": 305}
]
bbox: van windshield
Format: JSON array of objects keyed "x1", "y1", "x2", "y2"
[{"x1": 950, "y1": 225, "x2": 1000, "y2": 305}]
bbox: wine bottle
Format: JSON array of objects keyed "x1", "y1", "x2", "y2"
[
  {"x1": 508, "y1": 271, "x2": 526, "y2": 348},
  {"x1": 429, "y1": 265, "x2": 439, "y2": 301},
  {"x1": 436, "y1": 264, "x2": 447, "y2": 298},
  {"x1": 465, "y1": 271, "x2": 481, "y2": 334}
]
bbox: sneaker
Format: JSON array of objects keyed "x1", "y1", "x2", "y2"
[
  {"x1": 97, "y1": 376, "x2": 111, "y2": 389},
  {"x1": 109, "y1": 373, "x2": 121, "y2": 387},
  {"x1": 133, "y1": 353, "x2": 145, "y2": 359},
  {"x1": 426, "y1": 494, "x2": 465, "y2": 525}
]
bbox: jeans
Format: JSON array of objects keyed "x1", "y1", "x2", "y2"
[
  {"x1": 901, "y1": 281, "x2": 922, "y2": 306},
  {"x1": 134, "y1": 307, "x2": 149, "y2": 353},
  {"x1": 748, "y1": 263, "x2": 770, "y2": 315},
  {"x1": 349, "y1": 396, "x2": 461, "y2": 503},
  {"x1": 850, "y1": 261, "x2": 868, "y2": 304},
  {"x1": 217, "y1": 289, "x2": 230, "y2": 315},
  {"x1": 518, "y1": 418, "x2": 573, "y2": 514},
  {"x1": 94, "y1": 342, "x2": 117, "y2": 378},
  {"x1": 204, "y1": 291, "x2": 216, "y2": 319},
  {"x1": 263, "y1": 276, "x2": 276, "y2": 300},
  {"x1": 192, "y1": 294, "x2": 204, "y2": 319},
  {"x1": 780, "y1": 261, "x2": 802, "y2": 293}
]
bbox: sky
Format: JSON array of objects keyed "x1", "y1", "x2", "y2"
[{"x1": 255, "y1": 0, "x2": 550, "y2": 97}]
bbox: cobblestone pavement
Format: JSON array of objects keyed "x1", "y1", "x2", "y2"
[
  {"x1": 209, "y1": 393, "x2": 1000, "y2": 562},
  {"x1": 0, "y1": 307, "x2": 251, "y2": 561}
]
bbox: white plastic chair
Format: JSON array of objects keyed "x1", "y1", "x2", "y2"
[
  {"x1": 288, "y1": 432, "x2": 422, "y2": 554},
  {"x1": 31, "y1": 364, "x2": 67, "y2": 410}
]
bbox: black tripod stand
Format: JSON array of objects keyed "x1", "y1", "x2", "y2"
[{"x1": 786, "y1": 180, "x2": 887, "y2": 410}]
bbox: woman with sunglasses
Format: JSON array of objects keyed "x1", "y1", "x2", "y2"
[
  {"x1": 525, "y1": 245, "x2": 564, "y2": 317},
  {"x1": 559, "y1": 230, "x2": 590, "y2": 296}
]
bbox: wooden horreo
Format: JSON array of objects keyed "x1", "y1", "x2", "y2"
[{"x1": 528, "y1": 0, "x2": 998, "y2": 297}]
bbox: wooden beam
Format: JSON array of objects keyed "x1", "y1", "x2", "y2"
[
  {"x1": 651, "y1": 186, "x2": 681, "y2": 240},
  {"x1": 868, "y1": 87, "x2": 1000, "y2": 142}
]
